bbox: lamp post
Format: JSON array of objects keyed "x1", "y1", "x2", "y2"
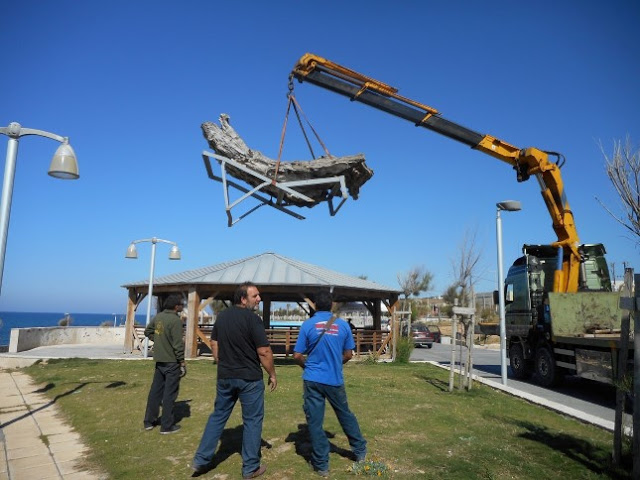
[
  {"x1": 125, "y1": 237, "x2": 181, "y2": 358},
  {"x1": 0, "y1": 122, "x2": 79, "y2": 295},
  {"x1": 496, "y1": 200, "x2": 521, "y2": 386}
]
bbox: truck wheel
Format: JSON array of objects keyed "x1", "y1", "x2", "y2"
[
  {"x1": 509, "y1": 344, "x2": 532, "y2": 379},
  {"x1": 535, "y1": 347, "x2": 562, "y2": 387}
]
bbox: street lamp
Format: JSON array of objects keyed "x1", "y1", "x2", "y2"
[
  {"x1": 126, "y1": 237, "x2": 181, "y2": 358},
  {"x1": 0, "y1": 122, "x2": 79, "y2": 295},
  {"x1": 496, "y1": 200, "x2": 521, "y2": 386}
]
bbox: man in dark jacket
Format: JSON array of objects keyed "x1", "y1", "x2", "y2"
[{"x1": 143, "y1": 293, "x2": 186, "y2": 434}]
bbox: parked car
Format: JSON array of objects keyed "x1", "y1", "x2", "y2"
[
  {"x1": 427, "y1": 324, "x2": 441, "y2": 344},
  {"x1": 411, "y1": 324, "x2": 439, "y2": 348}
]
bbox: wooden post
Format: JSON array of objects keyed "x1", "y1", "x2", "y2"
[
  {"x1": 458, "y1": 319, "x2": 464, "y2": 390},
  {"x1": 185, "y1": 288, "x2": 200, "y2": 359},
  {"x1": 123, "y1": 289, "x2": 137, "y2": 354},
  {"x1": 465, "y1": 317, "x2": 473, "y2": 390},
  {"x1": 392, "y1": 310, "x2": 398, "y2": 361},
  {"x1": 633, "y1": 273, "x2": 639, "y2": 479},
  {"x1": 373, "y1": 300, "x2": 382, "y2": 330},
  {"x1": 613, "y1": 268, "x2": 633, "y2": 465},
  {"x1": 467, "y1": 287, "x2": 476, "y2": 391},
  {"x1": 449, "y1": 310, "x2": 457, "y2": 392},
  {"x1": 262, "y1": 298, "x2": 272, "y2": 328}
]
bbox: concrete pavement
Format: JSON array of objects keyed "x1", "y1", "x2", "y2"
[
  {"x1": 0, "y1": 344, "x2": 142, "y2": 480},
  {"x1": 0, "y1": 369, "x2": 106, "y2": 480}
]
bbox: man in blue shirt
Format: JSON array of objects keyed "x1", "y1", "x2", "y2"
[{"x1": 293, "y1": 290, "x2": 367, "y2": 477}]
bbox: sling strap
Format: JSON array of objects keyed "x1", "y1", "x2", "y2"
[{"x1": 306, "y1": 315, "x2": 337, "y2": 356}]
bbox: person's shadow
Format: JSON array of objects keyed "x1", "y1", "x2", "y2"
[
  {"x1": 284, "y1": 423, "x2": 355, "y2": 464},
  {"x1": 191, "y1": 425, "x2": 272, "y2": 477},
  {"x1": 174, "y1": 400, "x2": 192, "y2": 423}
]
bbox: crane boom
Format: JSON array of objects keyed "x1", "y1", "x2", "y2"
[{"x1": 291, "y1": 53, "x2": 582, "y2": 293}]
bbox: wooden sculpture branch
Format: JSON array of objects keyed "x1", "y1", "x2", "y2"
[{"x1": 201, "y1": 114, "x2": 374, "y2": 207}]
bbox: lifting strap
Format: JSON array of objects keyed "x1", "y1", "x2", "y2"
[{"x1": 273, "y1": 80, "x2": 331, "y2": 185}]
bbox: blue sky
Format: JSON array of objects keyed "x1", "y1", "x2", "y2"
[{"x1": 0, "y1": 1, "x2": 638, "y2": 314}]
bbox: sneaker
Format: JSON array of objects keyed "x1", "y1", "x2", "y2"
[
  {"x1": 242, "y1": 464, "x2": 267, "y2": 479},
  {"x1": 308, "y1": 462, "x2": 329, "y2": 477},
  {"x1": 143, "y1": 419, "x2": 159, "y2": 431},
  {"x1": 160, "y1": 424, "x2": 181, "y2": 435}
]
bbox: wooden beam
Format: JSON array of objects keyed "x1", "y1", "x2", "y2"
[
  {"x1": 124, "y1": 289, "x2": 137, "y2": 354},
  {"x1": 185, "y1": 288, "x2": 201, "y2": 359},
  {"x1": 196, "y1": 326, "x2": 212, "y2": 352},
  {"x1": 262, "y1": 298, "x2": 272, "y2": 328}
]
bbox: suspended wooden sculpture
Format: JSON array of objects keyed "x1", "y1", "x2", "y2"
[{"x1": 201, "y1": 96, "x2": 374, "y2": 226}]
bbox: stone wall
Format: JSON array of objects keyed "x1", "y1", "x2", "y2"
[{"x1": 9, "y1": 326, "x2": 126, "y2": 353}]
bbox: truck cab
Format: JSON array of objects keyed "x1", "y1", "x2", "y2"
[{"x1": 503, "y1": 244, "x2": 614, "y2": 385}]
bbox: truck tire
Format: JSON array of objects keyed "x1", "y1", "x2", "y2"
[
  {"x1": 535, "y1": 346, "x2": 563, "y2": 387},
  {"x1": 509, "y1": 344, "x2": 532, "y2": 380}
]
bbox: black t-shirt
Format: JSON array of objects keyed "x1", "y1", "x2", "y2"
[{"x1": 212, "y1": 306, "x2": 270, "y2": 381}]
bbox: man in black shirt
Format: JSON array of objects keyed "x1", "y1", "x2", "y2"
[{"x1": 192, "y1": 282, "x2": 277, "y2": 479}]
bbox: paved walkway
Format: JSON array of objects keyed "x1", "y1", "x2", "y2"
[
  {"x1": 0, "y1": 344, "x2": 141, "y2": 480},
  {"x1": 0, "y1": 370, "x2": 105, "y2": 479}
]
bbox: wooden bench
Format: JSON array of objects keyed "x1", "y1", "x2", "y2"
[
  {"x1": 353, "y1": 329, "x2": 389, "y2": 355},
  {"x1": 265, "y1": 328, "x2": 299, "y2": 357}
]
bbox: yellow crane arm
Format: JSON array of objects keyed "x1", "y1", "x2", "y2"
[{"x1": 291, "y1": 53, "x2": 581, "y2": 292}]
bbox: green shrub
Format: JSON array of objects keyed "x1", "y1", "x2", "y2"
[
  {"x1": 394, "y1": 337, "x2": 414, "y2": 363},
  {"x1": 360, "y1": 352, "x2": 380, "y2": 365}
]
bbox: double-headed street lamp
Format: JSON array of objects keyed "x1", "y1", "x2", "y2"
[
  {"x1": 0, "y1": 122, "x2": 79, "y2": 295},
  {"x1": 126, "y1": 237, "x2": 181, "y2": 358},
  {"x1": 496, "y1": 200, "x2": 522, "y2": 386}
]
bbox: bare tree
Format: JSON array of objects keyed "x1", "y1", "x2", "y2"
[
  {"x1": 597, "y1": 137, "x2": 640, "y2": 242},
  {"x1": 397, "y1": 265, "x2": 434, "y2": 335},
  {"x1": 448, "y1": 228, "x2": 482, "y2": 390}
]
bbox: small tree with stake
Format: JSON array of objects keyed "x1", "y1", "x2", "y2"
[
  {"x1": 397, "y1": 265, "x2": 433, "y2": 336},
  {"x1": 597, "y1": 137, "x2": 639, "y2": 475}
]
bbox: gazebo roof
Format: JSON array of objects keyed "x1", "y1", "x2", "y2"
[{"x1": 122, "y1": 251, "x2": 400, "y2": 303}]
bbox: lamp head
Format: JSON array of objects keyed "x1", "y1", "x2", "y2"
[
  {"x1": 169, "y1": 245, "x2": 181, "y2": 260},
  {"x1": 125, "y1": 243, "x2": 138, "y2": 259},
  {"x1": 497, "y1": 200, "x2": 522, "y2": 212},
  {"x1": 48, "y1": 142, "x2": 79, "y2": 179}
]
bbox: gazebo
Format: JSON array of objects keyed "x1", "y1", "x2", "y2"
[{"x1": 122, "y1": 252, "x2": 401, "y2": 358}]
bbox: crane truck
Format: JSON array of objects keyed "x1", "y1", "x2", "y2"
[{"x1": 290, "y1": 53, "x2": 632, "y2": 387}]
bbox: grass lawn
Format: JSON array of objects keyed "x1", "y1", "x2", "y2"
[{"x1": 23, "y1": 358, "x2": 632, "y2": 479}]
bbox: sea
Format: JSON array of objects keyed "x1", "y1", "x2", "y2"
[{"x1": 0, "y1": 311, "x2": 146, "y2": 346}]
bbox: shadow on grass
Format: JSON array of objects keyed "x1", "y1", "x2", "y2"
[
  {"x1": 175, "y1": 399, "x2": 191, "y2": 423},
  {"x1": 0, "y1": 380, "x2": 126, "y2": 429},
  {"x1": 515, "y1": 420, "x2": 632, "y2": 479},
  {"x1": 284, "y1": 423, "x2": 356, "y2": 465},
  {"x1": 191, "y1": 425, "x2": 273, "y2": 477},
  {"x1": 32, "y1": 382, "x2": 55, "y2": 393},
  {"x1": 413, "y1": 372, "x2": 449, "y2": 392}
]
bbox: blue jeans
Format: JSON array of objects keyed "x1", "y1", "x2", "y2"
[
  {"x1": 303, "y1": 380, "x2": 367, "y2": 471},
  {"x1": 193, "y1": 378, "x2": 265, "y2": 477},
  {"x1": 144, "y1": 362, "x2": 181, "y2": 431}
]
